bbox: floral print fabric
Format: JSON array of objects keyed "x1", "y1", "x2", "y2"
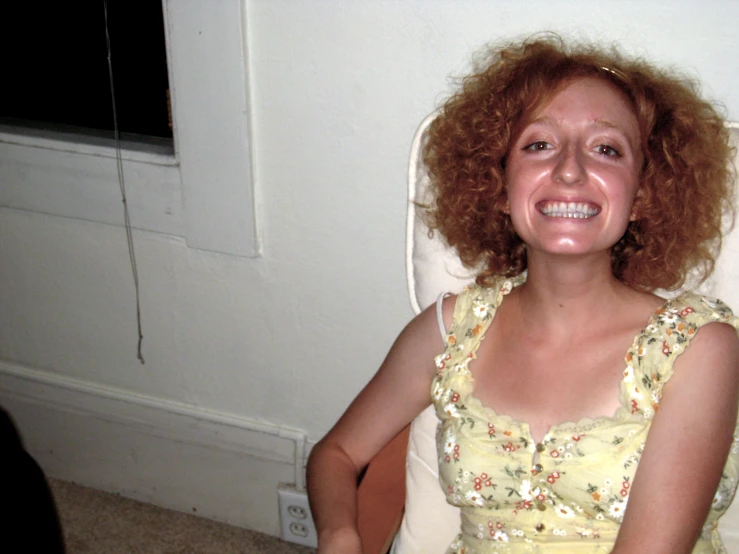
[{"x1": 432, "y1": 277, "x2": 739, "y2": 553}]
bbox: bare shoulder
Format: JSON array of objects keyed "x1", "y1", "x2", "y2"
[
  {"x1": 400, "y1": 292, "x2": 459, "y2": 346},
  {"x1": 396, "y1": 295, "x2": 453, "y2": 352},
  {"x1": 360, "y1": 300, "x2": 451, "y2": 399},
  {"x1": 680, "y1": 320, "x2": 739, "y2": 375},
  {"x1": 662, "y1": 319, "x2": 739, "y2": 418}
]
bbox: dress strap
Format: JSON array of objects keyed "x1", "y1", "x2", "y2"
[{"x1": 435, "y1": 292, "x2": 451, "y2": 345}]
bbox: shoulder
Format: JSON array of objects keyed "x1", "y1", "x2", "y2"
[
  {"x1": 674, "y1": 309, "x2": 739, "y2": 377},
  {"x1": 662, "y1": 293, "x2": 739, "y2": 405},
  {"x1": 628, "y1": 293, "x2": 739, "y2": 417},
  {"x1": 654, "y1": 314, "x2": 739, "y2": 437},
  {"x1": 431, "y1": 282, "x2": 494, "y2": 335},
  {"x1": 670, "y1": 292, "x2": 739, "y2": 360},
  {"x1": 452, "y1": 276, "x2": 518, "y2": 313},
  {"x1": 437, "y1": 279, "x2": 505, "y2": 328},
  {"x1": 669, "y1": 292, "x2": 737, "y2": 324},
  {"x1": 644, "y1": 292, "x2": 739, "y2": 353},
  {"x1": 644, "y1": 296, "x2": 739, "y2": 443}
]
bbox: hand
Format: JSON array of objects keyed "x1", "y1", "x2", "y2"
[{"x1": 317, "y1": 528, "x2": 363, "y2": 554}]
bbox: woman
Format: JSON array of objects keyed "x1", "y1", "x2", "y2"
[{"x1": 307, "y1": 36, "x2": 739, "y2": 553}]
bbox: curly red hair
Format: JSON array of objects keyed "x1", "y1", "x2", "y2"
[{"x1": 424, "y1": 35, "x2": 735, "y2": 291}]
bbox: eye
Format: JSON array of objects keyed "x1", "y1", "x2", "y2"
[
  {"x1": 523, "y1": 141, "x2": 552, "y2": 152},
  {"x1": 596, "y1": 144, "x2": 620, "y2": 157}
]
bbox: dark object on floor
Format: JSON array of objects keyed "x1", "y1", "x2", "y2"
[{"x1": 1, "y1": 406, "x2": 66, "y2": 553}]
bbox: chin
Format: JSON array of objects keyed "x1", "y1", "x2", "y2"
[{"x1": 526, "y1": 240, "x2": 614, "y2": 258}]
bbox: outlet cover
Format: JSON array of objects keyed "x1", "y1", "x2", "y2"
[{"x1": 278, "y1": 484, "x2": 317, "y2": 548}]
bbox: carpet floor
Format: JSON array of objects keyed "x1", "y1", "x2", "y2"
[{"x1": 50, "y1": 479, "x2": 316, "y2": 554}]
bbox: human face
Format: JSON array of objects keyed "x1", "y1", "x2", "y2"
[{"x1": 504, "y1": 77, "x2": 642, "y2": 261}]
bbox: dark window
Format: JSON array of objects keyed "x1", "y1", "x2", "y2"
[{"x1": 1, "y1": 1, "x2": 172, "y2": 142}]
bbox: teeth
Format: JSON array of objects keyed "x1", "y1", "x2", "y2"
[{"x1": 540, "y1": 202, "x2": 600, "y2": 218}]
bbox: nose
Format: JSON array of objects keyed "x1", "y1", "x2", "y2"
[{"x1": 553, "y1": 146, "x2": 585, "y2": 185}]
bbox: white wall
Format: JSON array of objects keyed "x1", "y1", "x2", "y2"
[{"x1": 2, "y1": 0, "x2": 739, "y2": 538}]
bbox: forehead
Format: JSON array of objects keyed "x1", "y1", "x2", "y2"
[{"x1": 527, "y1": 77, "x2": 639, "y2": 135}]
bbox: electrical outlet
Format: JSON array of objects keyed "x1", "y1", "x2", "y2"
[{"x1": 278, "y1": 484, "x2": 317, "y2": 548}]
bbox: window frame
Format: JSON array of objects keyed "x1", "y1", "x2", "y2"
[{"x1": 0, "y1": 0, "x2": 259, "y2": 258}]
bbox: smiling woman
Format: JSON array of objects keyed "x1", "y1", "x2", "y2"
[{"x1": 307, "y1": 35, "x2": 739, "y2": 554}]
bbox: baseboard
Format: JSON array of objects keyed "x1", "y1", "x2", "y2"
[{"x1": 0, "y1": 360, "x2": 310, "y2": 535}]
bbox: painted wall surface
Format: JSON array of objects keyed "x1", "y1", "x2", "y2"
[{"x1": 3, "y1": 0, "x2": 739, "y2": 535}]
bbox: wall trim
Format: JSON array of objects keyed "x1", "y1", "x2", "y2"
[
  {"x1": 0, "y1": 361, "x2": 307, "y2": 465},
  {"x1": 0, "y1": 361, "x2": 310, "y2": 532}
]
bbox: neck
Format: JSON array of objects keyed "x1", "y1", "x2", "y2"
[{"x1": 512, "y1": 251, "x2": 637, "y2": 336}]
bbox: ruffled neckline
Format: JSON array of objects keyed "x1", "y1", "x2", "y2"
[{"x1": 445, "y1": 276, "x2": 689, "y2": 445}]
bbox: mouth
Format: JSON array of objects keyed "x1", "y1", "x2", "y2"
[{"x1": 537, "y1": 201, "x2": 600, "y2": 219}]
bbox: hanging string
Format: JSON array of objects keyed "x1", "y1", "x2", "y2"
[{"x1": 103, "y1": 0, "x2": 145, "y2": 364}]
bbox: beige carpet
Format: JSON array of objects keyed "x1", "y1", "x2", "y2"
[{"x1": 50, "y1": 479, "x2": 316, "y2": 554}]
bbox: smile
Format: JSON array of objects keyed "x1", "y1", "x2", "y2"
[{"x1": 538, "y1": 201, "x2": 600, "y2": 219}]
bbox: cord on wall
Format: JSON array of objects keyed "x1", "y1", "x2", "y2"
[{"x1": 103, "y1": 0, "x2": 145, "y2": 364}]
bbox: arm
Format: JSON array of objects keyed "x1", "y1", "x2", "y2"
[
  {"x1": 307, "y1": 298, "x2": 454, "y2": 554},
  {"x1": 611, "y1": 321, "x2": 739, "y2": 554}
]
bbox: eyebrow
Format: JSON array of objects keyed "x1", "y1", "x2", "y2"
[{"x1": 523, "y1": 117, "x2": 639, "y2": 147}]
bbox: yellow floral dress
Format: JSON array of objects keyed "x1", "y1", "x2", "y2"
[{"x1": 432, "y1": 277, "x2": 739, "y2": 553}]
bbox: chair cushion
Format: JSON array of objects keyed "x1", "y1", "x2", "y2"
[
  {"x1": 396, "y1": 112, "x2": 469, "y2": 553},
  {"x1": 390, "y1": 406, "x2": 460, "y2": 554},
  {"x1": 405, "y1": 110, "x2": 474, "y2": 315}
]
